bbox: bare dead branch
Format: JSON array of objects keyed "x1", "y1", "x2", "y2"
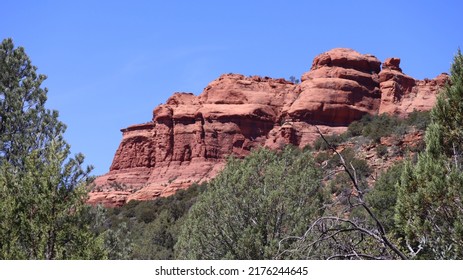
[{"x1": 312, "y1": 126, "x2": 408, "y2": 260}]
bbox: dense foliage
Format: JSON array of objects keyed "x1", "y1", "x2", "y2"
[
  {"x1": 394, "y1": 49, "x2": 463, "y2": 259},
  {"x1": 96, "y1": 182, "x2": 206, "y2": 259},
  {"x1": 338, "y1": 49, "x2": 463, "y2": 260},
  {"x1": 364, "y1": 162, "x2": 404, "y2": 233},
  {"x1": 0, "y1": 38, "x2": 105, "y2": 259},
  {"x1": 175, "y1": 147, "x2": 324, "y2": 259}
]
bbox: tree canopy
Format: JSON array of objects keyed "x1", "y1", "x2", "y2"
[
  {"x1": 175, "y1": 147, "x2": 324, "y2": 259},
  {"x1": 0, "y1": 38, "x2": 105, "y2": 259},
  {"x1": 394, "y1": 49, "x2": 463, "y2": 259}
]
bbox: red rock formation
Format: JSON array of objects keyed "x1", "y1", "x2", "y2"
[
  {"x1": 286, "y1": 48, "x2": 382, "y2": 126},
  {"x1": 89, "y1": 48, "x2": 448, "y2": 207},
  {"x1": 378, "y1": 57, "x2": 448, "y2": 115},
  {"x1": 92, "y1": 75, "x2": 296, "y2": 206}
]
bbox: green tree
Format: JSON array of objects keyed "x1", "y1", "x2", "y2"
[
  {"x1": 175, "y1": 147, "x2": 324, "y2": 259},
  {"x1": 0, "y1": 38, "x2": 105, "y2": 259},
  {"x1": 395, "y1": 49, "x2": 463, "y2": 259},
  {"x1": 103, "y1": 222, "x2": 133, "y2": 260},
  {"x1": 427, "y1": 49, "x2": 463, "y2": 158},
  {"x1": 131, "y1": 210, "x2": 175, "y2": 259},
  {"x1": 0, "y1": 38, "x2": 60, "y2": 168},
  {"x1": 364, "y1": 163, "x2": 403, "y2": 233}
]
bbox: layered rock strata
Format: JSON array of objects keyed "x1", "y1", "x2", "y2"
[{"x1": 90, "y1": 48, "x2": 448, "y2": 207}]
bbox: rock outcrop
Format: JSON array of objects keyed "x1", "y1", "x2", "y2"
[
  {"x1": 89, "y1": 48, "x2": 448, "y2": 207},
  {"x1": 378, "y1": 57, "x2": 448, "y2": 115}
]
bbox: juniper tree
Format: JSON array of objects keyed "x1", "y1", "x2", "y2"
[
  {"x1": 174, "y1": 147, "x2": 324, "y2": 260},
  {"x1": 395, "y1": 49, "x2": 463, "y2": 259}
]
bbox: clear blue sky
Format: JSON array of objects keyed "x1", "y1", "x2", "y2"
[{"x1": 1, "y1": 0, "x2": 462, "y2": 175}]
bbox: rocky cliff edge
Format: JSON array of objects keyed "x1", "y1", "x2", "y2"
[{"x1": 90, "y1": 48, "x2": 448, "y2": 207}]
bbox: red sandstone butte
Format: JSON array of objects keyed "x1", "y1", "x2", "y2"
[{"x1": 89, "y1": 48, "x2": 448, "y2": 207}]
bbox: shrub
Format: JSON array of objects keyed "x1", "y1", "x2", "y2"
[
  {"x1": 405, "y1": 110, "x2": 431, "y2": 130},
  {"x1": 100, "y1": 182, "x2": 207, "y2": 259},
  {"x1": 315, "y1": 151, "x2": 331, "y2": 164},
  {"x1": 360, "y1": 163, "x2": 403, "y2": 232},
  {"x1": 313, "y1": 134, "x2": 346, "y2": 150},
  {"x1": 346, "y1": 119, "x2": 366, "y2": 137},
  {"x1": 376, "y1": 144, "x2": 388, "y2": 158}
]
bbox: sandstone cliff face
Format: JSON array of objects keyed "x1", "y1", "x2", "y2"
[
  {"x1": 288, "y1": 48, "x2": 381, "y2": 125},
  {"x1": 89, "y1": 48, "x2": 448, "y2": 207},
  {"x1": 378, "y1": 57, "x2": 448, "y2": 115}
]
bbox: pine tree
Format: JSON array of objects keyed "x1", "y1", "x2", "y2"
[
  {"x1": 395, "y1": 49, "x2": 463, "y2": 259},
  {"x1": 0, "y1": 38, "x2": 106, "y2": 259},
  {"x1": 427, "y1": 49, "x2": 463, "y2": 159}
]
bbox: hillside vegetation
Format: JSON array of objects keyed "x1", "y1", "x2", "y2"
[
  {"x1": 100, "y1": 109, "x2": 434, "y2": 259},
  {"x1": 2, "y1": 37, "x2": 462, "y2": 259},
  {"x1": 101, "y1": 50, "x2": 463, "y2": 259}
]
